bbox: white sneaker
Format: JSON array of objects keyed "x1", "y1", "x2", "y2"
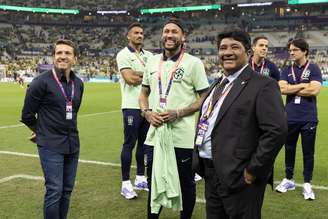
[
  {"x1": 303, "y1": 183, "x2": 315, "y2": 200},
  {"x1": 121, "y1": 180, "x2": 137, "y2": 199},
  {"x1": 275, "y1": 178, "x2": 296, "y2": 193},
  {"x1": 134, "y1": 175, "x2": 149, "y2": 191},
  {"x1": 194, "y1": 173, "x2": 202, "y2": 182}
]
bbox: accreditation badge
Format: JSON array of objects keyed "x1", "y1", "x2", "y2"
[
  {"x1": 195, "y1": 121, "x2": 209, "y2": 147},
  {"x1": 159, "y1": 97, "x2": 167, "y2": 108},
  {"x1": 294, "y1": 96, "x2": 301, "y2": 104},
  {"x1": 66, "y1": 102, "x2": 73, "y2": 120}
]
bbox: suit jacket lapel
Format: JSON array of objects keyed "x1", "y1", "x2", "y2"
[{"x1": 213, "y1": 66, "x2": 253, "y2": 128}]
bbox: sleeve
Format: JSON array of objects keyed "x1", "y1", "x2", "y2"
[
  {"x1": 310, "y1": 64, "x2": 322, "y2": 83},
  {"x1": 270, "y1": 63, "x2": 280, "y2": 81},
  {"x1": 116, "y1": 50, "x2": 132, "y2": 71},
  {"x1": 191, "y1": 58, "x2": 210, "y2": 91},
  {"x1": 279, "y1": 66, "x2": 289, "y2": 82},
  {"x1": 142, "y1": 56, "x2": 152, "y2": 87},
  {"x1": 246, "y1": 80, "x2": 288, "y2": 178},
  {"x1": 20, "y1": 77, "x2": 45, "y2": 127},
  {"x1": 76, "y1": 80, "x2": 84, "y2": 112}
]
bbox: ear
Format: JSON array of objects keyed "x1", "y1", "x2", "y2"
[{"x1": 73, "y1": 56, "x2": 77, "y2": 65}]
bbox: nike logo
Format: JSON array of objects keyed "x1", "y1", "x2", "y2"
[
  {"x1": 150, "y1": 71, "x2": 156, "y2": 75},
  {"x1": 131, "y1": 59, "x2": 136, "y2": 62},
  {"x1": 181, "y1": 157, "x2": 191, "y2": 163}
]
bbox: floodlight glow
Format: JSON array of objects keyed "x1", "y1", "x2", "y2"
[
  {"x1": 140, "y1": 5, "x2": 221, "y2": 14},
  {"x1": 0, "y1": 5, "x2": 79, "y2": 14},
  {"x1": 237, "y1": 2, "x2": 272, "y2": 7},
  {"x1": 288, "y1": 0, "x2": 328, "y2": 4},
  {"x1": 96, "y1": 10, "x2": 127, "y2": 15}
]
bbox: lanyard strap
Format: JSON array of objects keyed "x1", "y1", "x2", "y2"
[
  {"x1": 252, "y1": 59, "x2": 265, "y2": 75},
  {"x1": 157, "y1": 50, "x2": 185, "y2": 101},
  {"x1": 291, "y1": 61, "x2": 310, "y2": 82},
  {"x1": 52, "y1": 69, "x2": 75, "y2": 103},
  {"x1": 201, "y1": 81, "x2": 233, "y2": 122},
  {"x1": 135, "y1": 52, "x2": 146, "y2": 67}
]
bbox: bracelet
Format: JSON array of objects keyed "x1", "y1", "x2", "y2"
[{"x1": 176, "y1": 109, "x2": 180, "y2": 119}]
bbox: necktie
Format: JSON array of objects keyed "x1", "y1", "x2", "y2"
[{"x1": 212, "y1": 78, "x2": 229, "y2": 106}]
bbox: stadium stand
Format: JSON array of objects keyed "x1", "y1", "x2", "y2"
[{"x1": 0, "y1": 0, "x2": 327, "y2": 81}]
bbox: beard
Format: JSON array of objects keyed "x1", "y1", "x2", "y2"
[{"x1": 162, "y1": 38, "x2": 182, "y2": 52}]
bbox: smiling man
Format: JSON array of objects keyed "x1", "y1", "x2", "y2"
[
  {"x1": 276, "y1": 38, "x2": 322, "y2": 200},
  {"x1": 249, "y1": 36, "x2": 280, "y2": 81},
  {"x1": 139, "y1": 17, "x2": 209, "y2": 219},
  {"x1": 21, "y1": 39, "x2": 84, "y2": 219},
  {"x1": 192, "y1": 30, "x2": 287, "y2": 219},
  {"x1": 116, "y1": 22, "x2": 153, "y2": 199}
]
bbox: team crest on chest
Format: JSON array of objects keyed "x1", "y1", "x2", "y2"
[
  {"x1": 301, "y1": 70, "x2": 311, "y2": 80},
  {"x1": 174, "y1": 67, "x2": 184, "y2": 81},
  {"x1": 263, "y1": 68, "x2": 270, "y2": 76}
]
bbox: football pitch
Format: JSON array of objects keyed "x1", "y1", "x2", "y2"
[{"x1": 0, "y1": 82, "x2": 327, "y2": 219}]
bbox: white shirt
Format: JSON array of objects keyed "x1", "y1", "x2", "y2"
[{"x1": 199, "y1": 64, "x2": 248, "y2": 159}]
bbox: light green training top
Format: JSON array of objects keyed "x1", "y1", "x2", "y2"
[
  {"x1": 116, "y1": 46, "x2": 153, "y2": 109},
  {"x1": 151, "y1": 114, "x2": 182, "y2": 214},
  {"x1": 142, "y1": 51, "x2": 209, "y2": 149}
]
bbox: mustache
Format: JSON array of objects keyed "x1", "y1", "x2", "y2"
[{"x1": 162, "y1": 37, "x2": 178, "y2": 43}]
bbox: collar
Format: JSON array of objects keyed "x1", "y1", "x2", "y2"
[
  {"x1": 294, "y1": 60, "x2": 309, "y2": 69},
  {"x1": 162, "y1": 49, "x2": 182, "y2": 61},
  {"x1": 54, "y1": 67, "x2": 75, "y2": 81},
  {"x1": 127, "y1": 45, "x2": 144, "y2": 54},
  {"x1": 225, "y1": 64, "x2": 249, "y2": 83},
  {"x1": 250, "y1": 56, "x2": 265, "y2": 67}
]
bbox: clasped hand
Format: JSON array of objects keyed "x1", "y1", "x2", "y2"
[{"x1": 145, "y1": 110, "x2": 178, "y2": 127}]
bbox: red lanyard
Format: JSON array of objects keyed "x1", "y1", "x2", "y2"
[
  {"x1": 157, "y1": 50, "x2": 184, "y2": 104},
  {"x1": 52, "y1": 69, "x2": 75, "y2": 104},
  {"x1": 291, "y1": 61, "x2": 310, "y2": 82},
  {"x1": 201, "y1": 81, "x2": 233, "y2": 121},
  {"x1": 252, "y1": 59, "x2": 265, "y2": 75},
  {"x1": 135, "y1": 52, "x2": 146, "y2": 67}
]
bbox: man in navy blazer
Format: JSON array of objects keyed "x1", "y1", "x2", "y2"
[{"x1": 192, "y1": 30, "x2": 287, "y2": 219}]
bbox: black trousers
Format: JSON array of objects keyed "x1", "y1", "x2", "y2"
[
  {"x1": 121, "y1": 109, "x2": 149, "y2": 181},
  {"x1": 285, "y1": 122, "x2": 317, "y2": 182},
  {"x1": 202, "y1": 158, "x2": 266, "y2": 219},
  {"x1": 146, "y1": 146, "x2": 196, "y2": 219}
]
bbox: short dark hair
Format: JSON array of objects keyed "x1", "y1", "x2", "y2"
[
  {"x1": 127, "y1": 22, "x2": 143, "y2": 33},
  {"x1": 164, "y1": 17, "x2": 185, "y2": 33},
  {"x1": 253, "y1": 36, "x2": 268, "y2": 45},
  {"x1": 287, "y1": 38, "x2": 309, "y2": 56},
  {"x1": 217, "y1": 30, "x2": 251, "y2": 52},
  {"x1": 53, "y1": 39, "x2": 78, "y2": 57}
]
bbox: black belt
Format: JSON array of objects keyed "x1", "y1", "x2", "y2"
[{"x1": 201, "y1": 158, "x2": 214, "y2": 168}]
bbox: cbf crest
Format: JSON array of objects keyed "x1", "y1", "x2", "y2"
[
  {"x1": 263, "y1": 68, "x2": 270, "y2": 77},
  {"x1": 127, "y1": 116, "x2": 134, "y2": 126},
  {"x1": 174, "y1": 67, "x2": 185, "y2": 81},
  {"x1": 301, "y1": 69, "x2": 311, "y2": 80}
]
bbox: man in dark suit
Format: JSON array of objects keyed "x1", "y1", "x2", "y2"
[{"x1": 192, "y1": 30, "x2": 287, "y2": 219}]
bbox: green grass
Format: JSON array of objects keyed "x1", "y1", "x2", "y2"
[{"x1": 0, "y1": 82, "x2": 328, "y2": 219}]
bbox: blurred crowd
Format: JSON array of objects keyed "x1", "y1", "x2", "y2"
[{"x1": 0, "y1": 1, "x2": 328, "y2": 81}]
